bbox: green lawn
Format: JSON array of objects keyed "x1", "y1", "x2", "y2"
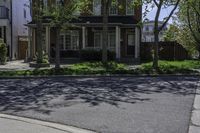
[
  {"x1": 138, "y1": 60, "x2": 200, "y2": 74},
  {"x1": 0, "y1": 60, "x2": 200, "y2": 76}
]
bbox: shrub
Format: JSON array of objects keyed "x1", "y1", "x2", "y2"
[
  {"x1": 34, "y1": 51, "x2": 49, "y2": 64},
  {"x1": 80, "y1": 50, "x2": 116, "y2": 61},
  {"x1": 0, "y1": 39, "x2": 7, "y2": 65}
]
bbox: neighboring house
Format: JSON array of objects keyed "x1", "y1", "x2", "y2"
[
  {"x1": 0, "y1": 0, "x2": 31, "y2": 60},
  {"x1": 27, "y1": 0, "x2": 142, "y2": 61},
  {"x1": 142, "y1": 21, "x2": 168, "y2": 42}
]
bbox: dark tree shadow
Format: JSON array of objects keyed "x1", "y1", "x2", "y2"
[{"x1": 0, "y1": 76, "x2": 198, "y2": 115}]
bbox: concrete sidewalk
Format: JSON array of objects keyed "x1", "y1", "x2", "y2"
[
  {"x1": 0, "y1": 114, "x2": 96, "y2": 133},
  {"x1": 189, "y1": 81, "x2": 200, "y2": 133}
]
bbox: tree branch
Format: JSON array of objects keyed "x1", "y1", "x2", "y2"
[
  {"x1": 187, "y1": 4, "x2": 200, "y2": 44},
  {"x1": 153, "y1": 0, "x2": 159, "y2": 7},
  {"x1": 159, "y1": 0, "x2": 180, "y2": 32}
]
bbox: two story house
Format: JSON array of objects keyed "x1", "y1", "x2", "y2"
[
  {"x1": 0, "y1": 0, "x2": 31, "y2": 60},
  {"x1": 27, "y1": 0, "x2": 142, "y2": 61},
  {"x1": 142, "y1": 21, "x2": 168, "y2": 42}
]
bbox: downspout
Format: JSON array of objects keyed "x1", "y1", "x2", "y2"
[{"x1": 10, "y1": 0, "x2": 13, "y2": 60}]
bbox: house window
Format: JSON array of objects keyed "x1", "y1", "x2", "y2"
[
  {"x1": 93, "y1": 0, "x2": 101, "y2": 16},
  {"x1": 0, "y1": 27, "x2": 3, "y2": 39},
  {"x1": 109, "y1": 1, "x2": 118, "y2": 15},
  {"x1": 60, "y1": 35, "x2": 64, "y2": 49},
  {"x1": 71, "y1": 32, "x2": 79, "y2": 50},
  {"x1": 24, "y1": 9, "x2": 26, "y2": 18},
  {"x1": 43, "y1": 0, "x2": 48, "y2": 7},
  {"x1": 94, "y1": 32, "x2": 102, "y2": 48},
  {"x1": 128, "y1": 34, "x2": 135, "y2": 46},
  {"x1": 60, "y1": 31, "x2": 79, "y2": 50},
  {"x1": 126, "y1": 0, "x2": 134, "y2": 15},
  {"x1": 56, "y1": 0, "x2": 64, "y2": 6},
  {"x1": 108, "y1": 32, "x2": 116, "y2": 48},
  {"x1": 145, "y1": 26, "x2": 149, "y2": 31}
]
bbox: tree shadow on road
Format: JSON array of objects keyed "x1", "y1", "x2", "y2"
[{"x1": 0, "y1": 76, "x2": 198, "y2": 115}]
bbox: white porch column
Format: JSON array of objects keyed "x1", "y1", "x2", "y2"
[
  {"x1": 45, "y1": 26, "x2": 50, "y2": 56},
  {"x1": 135, "y1": 27, "x2": 140, "y2": 59},
  {"x1": 27, "y1": 27, "x2": 31, "y2": 59},
  {"x1": 82, "y1": 26, "x2": 86, "y2": 49},
  {"x1": 32, "y1": 28, "x2": 36, "y2": 57},
  {"x1": 116, "y1": 26, "x2": 121, "y2": 59}
]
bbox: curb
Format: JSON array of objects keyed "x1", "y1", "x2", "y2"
[
  {"x1": 0, "y1": 74, "x2": 199, "y2": 79},
  {"x1": 188, "y1": 80, "x2": 200, "y2": 133},
  {"x1": 0, "y1": 114, "x2": 96, "y2": 133}
]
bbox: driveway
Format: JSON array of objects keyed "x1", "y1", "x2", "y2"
[{"x1": 0, "y1": 76, "x2": 198, "y2": 133}]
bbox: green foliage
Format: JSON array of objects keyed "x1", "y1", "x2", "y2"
[
  {"x1": 138, "y1": 60, "x2": 200, "y2": 74},
  {"x1": 0, "y1": 39, "x2": 7, "y2": 65},
  {"x1": 80, "y1": 50, "x2": 116, "y2": 61},
  {"x1": 35, "y1": 51, "x2": 49, "y2": 64},
  {"x1": 176, "y1": 0, "x2": 200, "y2": 57},
  {"x1": 163, "y1": 24, "x2": 179, "y2": 41},
  {"x1": 1, "y1": 60, "x2": 200, "y2": 76}
]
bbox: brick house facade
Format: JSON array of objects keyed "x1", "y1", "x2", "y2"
[{"x1": 27, "y1": 0, "x2": 142, "y2": 61}]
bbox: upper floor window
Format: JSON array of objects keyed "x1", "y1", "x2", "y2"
[
  {"x1": 93, "y1": 0, "x2": 101, "y2": 16},
  {"x1": 43, "y1": 0, "x2": 47, "y2": 7},
  {"x1": 109, "y1": 1, "x2": 118, "y2": 15},
  {"x1": 24, "y1": 8, "x2": 26, "y2": 18},
  {"x1": 56, "y1": 0, "x2": 64, "y2": 6},
  {"x1": 126, "y1": 0, "x2": 134, "y2": 15}
]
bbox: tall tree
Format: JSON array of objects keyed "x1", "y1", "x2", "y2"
[
  {"x1": 185, "y1": 0, "x2": 200, "y2": 58},
  {"x1": 102, "y1": 0, "x2": 112, "y2": 63},
  {"x1": 176, "y1": 0, "x2": 200, "y2": 58},
  {"x1": 44, "y1": 0, "x2": 79, "y2": 68},
  {"x1": 142, "y1": 0, "x2": 180, "y2": 69},
  {"x1": 33, "y1": 0, "x2": 44, "y2": 64}
]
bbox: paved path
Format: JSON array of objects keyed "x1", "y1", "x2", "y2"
[
  {"x1": 0, "y1": 114, "x2": 95, "y2": 133},
  {"x1": 0, "y1": 60, "x2": 33, "y2": 71},
  {"x1": 0, "y1": 77, "x2": 198, "y2": 133},
  {"x1": 0, "y1": 60, "x2": 78, "y2": 72}
]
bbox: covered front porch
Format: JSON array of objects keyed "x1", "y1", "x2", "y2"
[{"x1": 27, "y1": 23, "x2": 140, "y2": 62}]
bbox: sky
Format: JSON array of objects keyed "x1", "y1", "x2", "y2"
[{"x1": 144, "y1": 6, "x2": 176, "y2": 24}]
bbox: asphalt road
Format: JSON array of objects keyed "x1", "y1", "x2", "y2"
[{"x1": 0, "y1": 76, "x2": 198, "y2": 133}]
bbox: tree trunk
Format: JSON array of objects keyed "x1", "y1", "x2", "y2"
[
  {"x1": 36, "y1": 1, "x2": 43, "y2": 64},
  {"x1": 102, "y1": 0, "x2": 108, "y2": 63},
  {"x1": 55, "y1": 28, "x2": 61, "y2": 69},
  {"x1": 153, "y1": 31, "x2": 159, "y2": 69}
]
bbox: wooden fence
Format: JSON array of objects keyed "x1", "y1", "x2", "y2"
[{"x1": 140, "y1": 41, "x2": 189, "y2": 61}]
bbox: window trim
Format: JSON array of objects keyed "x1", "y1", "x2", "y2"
[
  {"x1": 109, "y1": 0, "x2": 118, "y2": 16},
  {"x1": 94, "y1": 32, "x2": 102, "y2": 48},
  {"x1": 43, "y1": 0, "x2": 48, "y2": 7},
  {"x1": 60, "y1": 31, "x2": 79, "y2": 50},
  {"x1": 127, "y1": 33, "x2": 135, "y2": 46},
  {"x1": 93, "y1": 0, "x2": 102, "y2": 16},
  {"x1": 126, "y1": 0, "x2": 134, "y2": 15},
  {"x1": 108, "y1": 32, "x2": 116, "y2": 49}
]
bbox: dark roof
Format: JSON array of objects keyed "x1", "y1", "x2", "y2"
[{"x1": 28, "y1": 16, "x2": 139, "y2": 25}]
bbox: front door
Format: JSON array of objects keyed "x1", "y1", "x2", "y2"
[
  {"x1": 126, "y1": 33, "x2": 135, "y2": 56},
  {"x1": 18, "y1": 41, "x2": 28, "y2": 59}
]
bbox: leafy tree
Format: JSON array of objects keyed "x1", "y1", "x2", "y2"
[
  {"x1": 44, "y1": 0, "x2": 80, "y2": 68},
  {"x1": 142, "y1": 0, "x2": 180, "y2": 69},
  {"x1": 178, "y1": 0, "x2": 200, "y2": 58},
  {"x1": 163, "y1": 24, "x2": 179, "y2": 41},
  {"x1": 102, "y1": 0, "x2": 111, "y2": 63},
  {"x1": 0, "y1": 39, "x2": 7, "y2": 65},
  {"x1": 33, "y1": 0, "x2": 44, "y2": 64}
]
